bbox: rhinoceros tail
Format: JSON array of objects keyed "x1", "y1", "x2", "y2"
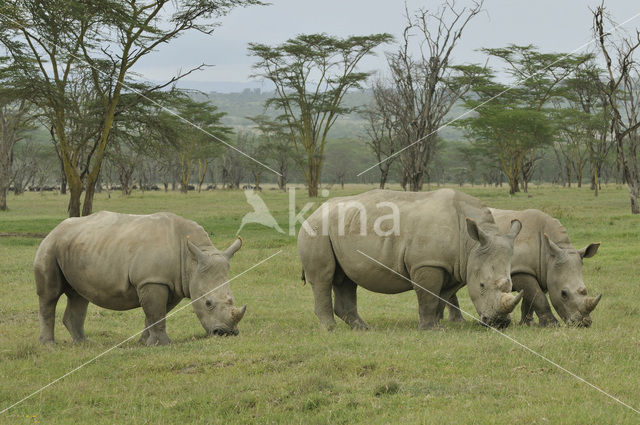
[{"x1": 301, "y1": 269, "x2": 306, "y2": 286}]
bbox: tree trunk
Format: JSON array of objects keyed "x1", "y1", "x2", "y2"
[
  {"x1": 629, "y1": 182, "x2": 640, "y2": 214},
  {"x1": 308, "y1": 177, "x2": 318, "y2": 197},
  {"x1": 307, "y1": 159, "x2": 320, "y2": 197},
  {"x1": 95, "y1": 173, "x2": 102, "y2": 193},
  {"x1": 68, "y1": 179, "x2": 83, "y2": 218},
  {"x1": 408, "y1": 172, "x2": 423, "y2": 192},
  {"x1": 508, "y1": 176, "x2": 520, "y2": 195},
  {"x1": 577, "y1": 168, "x2": 582, "y2": 188},
  {"x1": 379, "y1": 168, "x2": 389, "y2": 189},
  {"x1": 0, "y1": 159, "x2": 9, "y2": 211},
  {"x1": 82, "y1": 181, "x2": 97, "y2": 216},
  {"x1": 0, "y1": 187, "x2": 6, "y2": 211}
]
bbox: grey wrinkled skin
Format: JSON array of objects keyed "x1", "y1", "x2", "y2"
[
  {"x1": 298, "y1": 189, "x2": 523, "y2": 331},
  {"x1": 34, "y1": 211, "x2": 246, "y2": 346},
  {"x1": 446, "y1": 208, "x2": 601, "y2": 327}
]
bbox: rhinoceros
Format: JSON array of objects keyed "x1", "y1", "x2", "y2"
[
  {"x1": 445, "y1": 208, "x2": 601, "y2": 327},
  {"x1": 298, "y1": 189, "x2": 524, "y2": 330},
  {"x1": 34, "y1": 211, "x2": 247, "y2": 346}
]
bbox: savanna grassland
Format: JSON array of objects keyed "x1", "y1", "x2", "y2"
[{"x1": 1, "y1": 184, "x2": 639, "y2": 424}]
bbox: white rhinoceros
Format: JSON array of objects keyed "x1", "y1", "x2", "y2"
[
  {"x1": 298, "y1": 189, "x2": 523, "y2": 330},
  {"x1": 445, "y1": 208, "x2": 601, "y2": 327},
  {"x1": 34, "y1": 211, "x2": 246, "y2": 346}
]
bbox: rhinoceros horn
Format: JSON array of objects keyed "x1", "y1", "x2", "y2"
[
  {"x1": 499, "y1": 290, "x2": 524, "y2": 314},
  {"x1": 223, "y1": 237, "x2": 243, "y2": 260},
  {"x1": 584, "y1": 294, "x2": 602, "y2": 313},
  {"x1": 232, "y1": 305, "x2": 247, "y2": 323}
]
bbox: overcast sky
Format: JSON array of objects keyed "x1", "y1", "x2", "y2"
[{"x1": 132, "y1": 0, "x2": 640, "y2": 91}]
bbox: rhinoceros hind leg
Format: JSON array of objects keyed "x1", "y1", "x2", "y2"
[
  {"x1": 411, "y1": 267, "x2": 445, "y2": 330},
  {"x1": 333, "y1": 277, "x2": 370, "y2": 330},
  {"x1": 298, "y1": 229, "x2": 337, "y2": 330},
  {"x1": 519, "y1": 296, "x2": 535, "y2": 326},
  {"x1": 310, "y1": 281, "x2": 337, "y2": 331},
  {"x1": 512, "y1": 273, "x2": 557, "y2": 326},
  {"x1": 62, "y1": 287, "x2": 89, "y2": 343},
  {"x1": 138, "y1": 283, "x2": 172, "y2": 346},
  {"x1": 35, "y1": 259, "x2": 65, "y2": 344},
  {"x1": 37, "y1": 296, "x2": 60, "y2": 345}
]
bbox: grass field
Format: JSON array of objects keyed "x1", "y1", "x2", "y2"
[{"x1": 1, "y1": 184, "x2": 639, "y2": 424}]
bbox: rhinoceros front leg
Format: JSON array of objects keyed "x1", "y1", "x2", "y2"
[
  {"x1": 512, "y1": 273, "x2": 558, "y2": 327},
  {"x1": 411, "y1": 267, "x2": 445, "y2": 330},
  {"x1": 138, "y1": 283, "x2": 172, "y2": 346},
  {"x1": 62, "y1": 287, "x2": 89, "y2": 343},
  {"x1": 332, "y1": 278, "x2": 370, "y2": 330}
]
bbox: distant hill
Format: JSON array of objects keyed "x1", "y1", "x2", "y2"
[
  {"x1": 174, "y1": 80, "x2": 273, "y2": 94},
  {"x1": 200, "y1": 87, "x2": 465, "y2": 141}
]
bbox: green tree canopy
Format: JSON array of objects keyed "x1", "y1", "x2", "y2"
[{"x1": 248, "y1": 32, "x2": 393, "y2": 197}]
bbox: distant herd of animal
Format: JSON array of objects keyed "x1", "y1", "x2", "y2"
[{"x1": 33, "y1": 188, "x2": 601, "y2": 345}]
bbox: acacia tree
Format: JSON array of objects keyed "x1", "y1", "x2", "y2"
[
  {"x1": 152, "y1": 95, "x2": 230, "y2": 194},
  {"x1": 594, "y1": 6, "x2": 640, "y2": 213},
  {"x1": 482, "y1": 45, "x2": 590, "y2": 191},
  {"x1": 0, "y1": 0, "x2": 260, "y2": 216},
  {"x1": 0, "y1": 59, "x2": 34, "y2": 210},
  {"x1": 249, "y1": 32, "x2": 392, "y2": 197},
  {"x1": 552, "y1": 108, "x2": 590, "y2": 187},
  {"x1": 248, "y1": 115, "x2": 295, "y2": 190},
  {"x1": 559, "y1": 61, "x2": 613, "y2": 195},
  {"x1": 459, "y1": 73, "x2": 554, "y2": 194},
  {"x1": 236, "y1": 131, "x2": 264, "y2": 189},
  {"x1": 375, "y1": 1, "x2": 484, "y2": 191},
  {"x1": 363, "y1": 80, "x2": 397, "y2": 189},
  {"x1": 221, "y1": 139, "x2": 245, "y2": 190}
]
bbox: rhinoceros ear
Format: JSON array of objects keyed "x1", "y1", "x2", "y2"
[
  {"x1": 223, "y1": 237, "x2": 242, "y2": 260},
  {"x1": 507, "y1": 219, "x2": 522, "y2": 240},
  {"x1": 187, "y1": 239, "x2": 211, "y2": 266},
  {"x1": 578, "y1": 242, "x2": 600, "y2": 259},
  {"x1": 544, "y1": 234, "x2": 564, "y2": 258},
  {"x1": 466, "y1": 217, "x2": 488, "y2": 245}
]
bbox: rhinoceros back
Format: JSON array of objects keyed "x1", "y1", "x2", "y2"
[
  {"x1": 34, "y1": 211, "x2": 209, "y2": 310},
  {"x1": 316, "y1": 189, "x2": 495, "y2": 293}
]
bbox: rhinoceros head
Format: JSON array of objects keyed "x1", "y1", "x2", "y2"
[
  {"x1": 465, "y1": 218, "x2": 523, "y2": 329},
  {"x1": 187, "y1": 238, "x2": 246, "y2": 336},
  {"x1": 544, "y1": 235, "x2": 601, "y2": 327}
]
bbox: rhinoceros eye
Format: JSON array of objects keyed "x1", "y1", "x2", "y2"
[
  {"x1": 561, "y1": 289, "x2": 568, "y2": 299},
  {"x1": 205, "y1": 300, "x2": 215, "y2": 310}
]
